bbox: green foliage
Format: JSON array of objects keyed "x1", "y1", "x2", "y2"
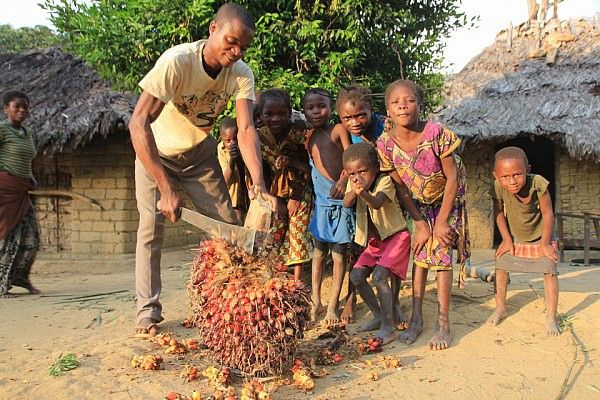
[
  {"x1": 0, "y1": 24, "x2": 65, "y2": 53},
  {"x1": 44, "y1": 0, "x2": 473, "y2": 111}
]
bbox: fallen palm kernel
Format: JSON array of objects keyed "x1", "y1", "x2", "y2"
[
  {"x1": 366, "y1": 368, "x2": 380, "y2": 381},
  {"x1": 131, "y1": 355, "x2": 163, "y2": 370},
  {"x1": 239, "y1": 379, "x2": 273, "y2": 400},
  {"x1": 188, "y1": 239, "x2": 310, "y2": 376},
  {"x1": 290, "y1": 359, "x2": 315, "y2": 391},
  {"x1": 180, "y1": 365, "x2": 200, "y2": 382}
]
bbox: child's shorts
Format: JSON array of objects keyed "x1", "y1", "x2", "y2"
[{"x1": 354, "y1": 230, "x2": 411, "y2": 279}]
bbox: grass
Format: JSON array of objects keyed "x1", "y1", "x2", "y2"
[
  {"x1": 557, "y1": 313, "x2": 574, "y2": 333},
  {"x1": 49, "y1": 353, "x2": 79, "y2": 376}
]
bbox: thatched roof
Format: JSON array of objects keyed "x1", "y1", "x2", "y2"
[
  {"x1": 436, "y1": 14, "x2": 600, "y2": 161},
  {"x1": 0, "y1": 47, "x2": 137, "y2": 155}
]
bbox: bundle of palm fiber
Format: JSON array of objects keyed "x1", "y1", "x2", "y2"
[{"x1": 187, "y1": 239, "x2": 310, "y2": 376}]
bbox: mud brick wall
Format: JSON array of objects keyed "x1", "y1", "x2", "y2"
[
  {"x1": 34, "y1": 134, "x2": 204, "y2": 254},
  {"x1": 461, "y1": 143, "x2": 495, "y2": 248},
  {"x1": 555, "y1": 148, "x2": 600, "y2": 238},
  {"x1": 33, "y1": 156, "x2": 73, "y2": 252}
]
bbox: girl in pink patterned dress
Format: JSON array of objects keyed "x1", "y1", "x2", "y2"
[{"x1": 376, "y1": 80, "x2": 470, "y2": 350}]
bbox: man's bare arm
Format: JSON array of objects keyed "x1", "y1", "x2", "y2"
[{"x1": 129, "y1": 91, "x2": 182, "y2": 223}]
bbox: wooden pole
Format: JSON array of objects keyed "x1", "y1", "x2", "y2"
[{"x1": 583, "y1": 212, "x2": 590, "y2": 265}]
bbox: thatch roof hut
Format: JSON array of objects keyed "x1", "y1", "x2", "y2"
[
  {"x1": 435, "y1": 15, "x2": 600, "y2": 248},
  {"x1": 0, "y1": 47, "x2": 136, "y2": 155},
  {"x1": 0, "y1": 47, "x2": 202, "y2": 254}
]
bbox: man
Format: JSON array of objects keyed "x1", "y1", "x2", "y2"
[{"x1": 129, "y1": 3, "x2": 271, "y2": 335}]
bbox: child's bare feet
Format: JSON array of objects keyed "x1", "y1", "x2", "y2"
[
  {"x1": 374, "y1": 327, "x2": 396, "y2": 345},
  {"x1": 340, "y1": 300, "x2": 355, "y2": 325},
  {"x1": 357, "y1": 317, "x2": 381, "y2": 333},
  {"x1": 546, "y1": 316, "x2": 560, "y2": 337},
  {"x1": 310, "y1": 302, "x2": 325, "y2": 324},
  {"x1": 398, "y1": 315, "x2": 423, "y2": 344},
  {"x1": 322, "y1": 310, "x2": 341, "y2": 328},
  {"x1": 428, "y1": 316, "x2": 451, "y2": 350},
  {"x1": 394, "y1": 303, "x2": 409, "y2": 330},
  {"x1": 486, "y1": 308, "x2": 507, "y2": 326}
]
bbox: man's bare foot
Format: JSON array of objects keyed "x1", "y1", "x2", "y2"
[
  {"x1": 357, "y1": 317, "x2": 381, "y2": 333},
  {"x1": 428, "y1": 318, "x2": 451, "y2": 350},
  {"x1": 374, "y1": 327, "x2": 396, "y2": 345},
  {"x1": 340, "y1": 300, "x2": 355, "y2": 325},
  {"x1": 135, "y1": 317, "x2": 160, "y2": 336},
  {"x1": 546, "y1": 316, "x2": 560, "y2": 337},
  {"x1": 310, "y1": 302, "x2": 325, "y2": 323},
  {"x1": 322, "y1": 310, "x2": 341, "y2": 328},
  {"x1": 0, "y1": 292, "x2": 17, "y2": 298},
  {"x1": 398, "y1": 316, "x2": 423, "y2": 344},
  {"x1": 486, "y1": 309, "x2": 507, "y2": 326}
]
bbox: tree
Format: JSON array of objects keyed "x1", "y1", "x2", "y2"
[
  {"x1": 0, "y1": 24, "x2": 65, "y2": 54},
  {"x1": 44, "y1": 0, "x2": 472, "y2": 110}
]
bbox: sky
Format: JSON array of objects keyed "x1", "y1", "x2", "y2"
[{"x1": 1, "y1": 0, "x2": 599, "y2": 74}]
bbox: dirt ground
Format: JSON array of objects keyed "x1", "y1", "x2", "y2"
[{"x1": 0, "y1": 246, "x2": 599, "y2": 400}]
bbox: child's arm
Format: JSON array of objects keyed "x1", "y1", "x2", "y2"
[
  {"x1": 343, "y1": 190, "x2": 357, "y2": 208},
  {"x1": 539, "y1": 191, "x2": 558, "y2": 262},
  {"x1": 332, "y1": 124, "x2": 353, "y2": 151},
  {"x1": 287, "y1": 157, "x2": 310, "y2": 175},
  {"x1": 358, "y1": 189, "x2": 388, "y2": 210},
  {"x1": 221, "y1": 144, "x2": 240, "y2": 186},
  {"x1": 388, "y1": 170, "x2": 431, "y2": 255},
  {"x1": 494, "y1": 198, "x2": 514, "y2": 258},
  {"x1": 329, "y1": 125, "x2": 351, "y2": 199},
  {"x1": 435, "y1": 154, "x2": 459, "y2": 247}
]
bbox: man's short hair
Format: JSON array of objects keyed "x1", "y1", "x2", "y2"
[{"x1": 215, "y1": 3, "x2": 255, "y2": 31}]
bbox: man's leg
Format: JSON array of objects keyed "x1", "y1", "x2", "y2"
[
  {"x1": 134, "y1": 158, "x2": 166, "y2": 334},
  {"x1": 178, "y1": 136, "x2": 238, "y2": 224}
]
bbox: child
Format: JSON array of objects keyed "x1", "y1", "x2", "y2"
[
  {"x1": 376, "y1": 79, "x2": 470, "y2": 350},
  {"x1": 303, "y1": 88, "x2": 355, "y2": 326},
  {"x1": 255, "y1": 88, "x2": 312, "y2": 280},
  {"x1": 343, "y1": 143, "x2": 411, "y2": 344},
  {"x1": 334, "y1": 85, "x2": 386, "y2": 144},
  {"x1": 335, "y1": 85, "x2": 431, "y2": 329},
  {"x1": 489, "y1": 146, "x2": 560, "y2": 336},
  {"x1": 217, "y1": 116, "x2": 248, "y2": 223}
]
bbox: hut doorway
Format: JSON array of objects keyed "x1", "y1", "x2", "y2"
[{"x1": 493, "y1": 136, "x2": 555, "y2": 245}]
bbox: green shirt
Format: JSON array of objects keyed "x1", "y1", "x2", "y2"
[
  {"x1": 347, "y1": 174, "x2": 407, "y2": 247},
  {"x1": 493, "y1": 174, "x2": 549, "y2": 243},
  {"x1": 0, "y1": 121, "x2": 36, "y2": 179}
]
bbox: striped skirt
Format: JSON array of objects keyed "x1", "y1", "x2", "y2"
[{"x1": 495, "y1": 241, "x2": 558, "y2": 274}]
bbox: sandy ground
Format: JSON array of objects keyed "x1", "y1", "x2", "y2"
[{"x1": 0, "y1": 246, "x2": 599, "y2": 400}]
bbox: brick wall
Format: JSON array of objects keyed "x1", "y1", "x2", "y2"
[
  {"x1": 33, "y1": 156, "x2": 72, "y2": 252},
  {"x1": 461, "y1": 143, "x2": 495, "y2": 248},
  {"x1": 34, "y1": 134, "x2": 205, "y2": 254},
  {"x1": 555, "y1": 148, "x2": 600, "y2": 237}
]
